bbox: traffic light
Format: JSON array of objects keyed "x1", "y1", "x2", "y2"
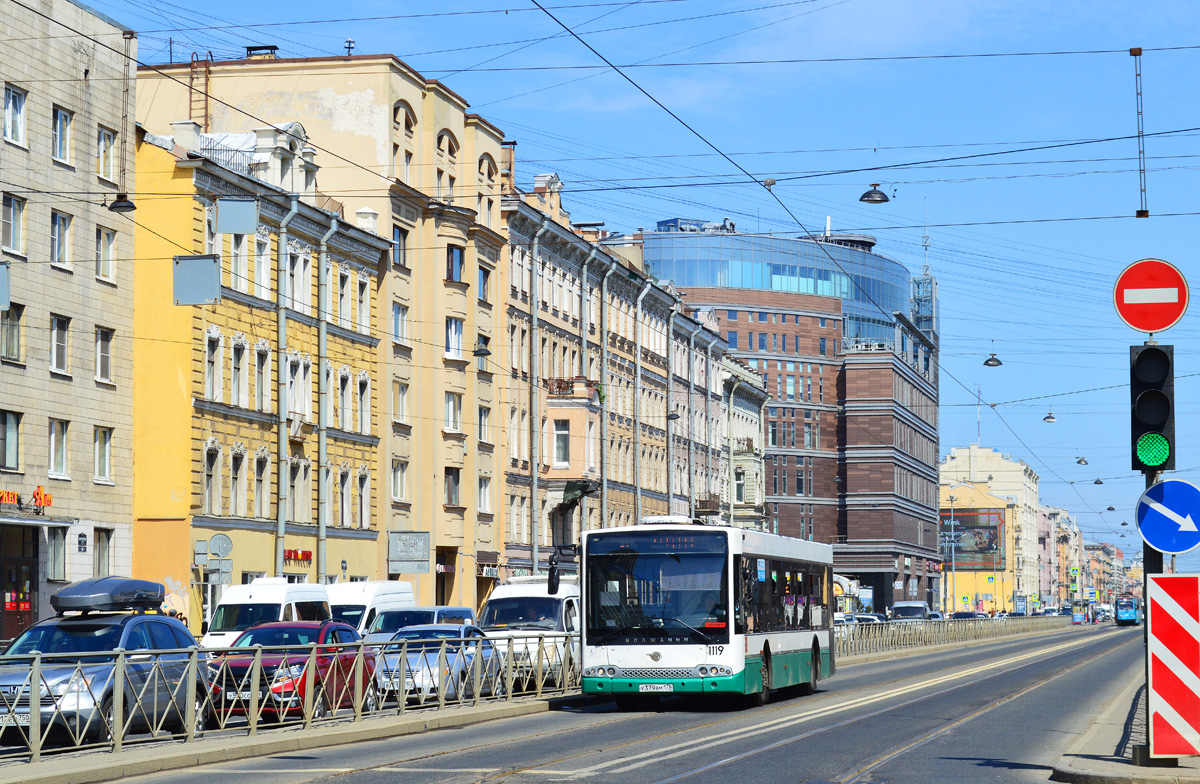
[{"x1": 1130, "y1": 344, "x2": 1175, "y2": 472}]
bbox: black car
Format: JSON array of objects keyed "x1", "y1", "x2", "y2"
[
  {"x1": 0, "y1": 577, "x2": 208, "y2": 745},
  {"x1": 949, "y1": 611, "x2": 978, "y2": 620}
]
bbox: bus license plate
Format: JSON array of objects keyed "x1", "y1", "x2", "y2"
[{"x1": 639, "y1": 684, "x2": 673, "y2": 693}]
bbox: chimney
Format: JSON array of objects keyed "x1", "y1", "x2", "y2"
[
  {"x1": 500, "y1": 140, "x2": 516, "y2": 195},
  {"x1": 170, "y1": 121, "x2": 202, "y2": 152},
  {"x1": 355, "y1": 206, "x2": 379, "y2": 235}
]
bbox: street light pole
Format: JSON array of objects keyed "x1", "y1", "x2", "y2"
[{"x1": 949, "y1": 495, "x2": 958, "y2": 614}]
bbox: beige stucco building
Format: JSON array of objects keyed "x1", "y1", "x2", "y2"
[
  {"x1": 137, "y1": 50, "x2": 505, "y2": 607},
  {"x1": 0, "y1": 0, "x2": 136, "y2": 636}
]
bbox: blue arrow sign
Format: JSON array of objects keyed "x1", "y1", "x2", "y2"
[{"x1": 1137, "y1": 479, "x2": 1200, "y2": 555}]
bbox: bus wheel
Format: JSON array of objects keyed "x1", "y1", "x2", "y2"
[
  {"x1": 748, "y1": 653, "x2": 771, "y2": 708},
  {"x1": 800, "y1": 644, "x2": 820, "y2": 695}
]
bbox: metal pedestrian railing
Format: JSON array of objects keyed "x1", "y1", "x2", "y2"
[
  {"x1": 834, "y1": 615, "x2": 1072, "y2": 658},
  {"x1": 0, "y1": 631, "x2": 579, "y2": 765}
]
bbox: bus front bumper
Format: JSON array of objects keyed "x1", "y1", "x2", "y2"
[{"x1": 582, "y1": 672, "x2": 745, "y2": 695}]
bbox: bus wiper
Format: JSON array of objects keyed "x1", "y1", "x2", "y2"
[
  {"x1": 589, "y1": 624, "x2": 650, "y2": 645},
  {"x1": 661, "y1": 615, "x2": 712, "y2": 643}
]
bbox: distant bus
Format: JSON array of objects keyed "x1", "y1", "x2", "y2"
[
  {"x1": 580, "y1": 520, "x2": 834, "y2": 709},
  {"x1": 1115, "y1": 595, "x2": 1144, "y2": 626}
]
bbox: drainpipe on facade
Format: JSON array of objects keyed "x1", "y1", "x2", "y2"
[
  {"x1": 665, "y1": 303, "x2": 677, "y2": 513},
  {"x1": 760, "y1": 397, "x2": 772, "y2": 534},
  {"x1": 275, "y1": 195, "x2": 300, "y2": 578},
  {"x1": 529, "y1": 218, "x2": 550, "y2": 574},
  {"x1": 633, "y1": 280, "x2": 652, "y2": 523},
  {"x1": 686, "y1": 324, "x2": 697, "y2": 519},
  {"x1": 599, "y1": 261, "x2": 615, "y2": 529},
  {"x1": 316, "y1": 217, "x2": 338, "y2": 584},
  {"x1": 727, "y1": 379, "x2": 741, "y2": 527}
]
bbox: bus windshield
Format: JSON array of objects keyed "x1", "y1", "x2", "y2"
[{"x1": 586, "y1": 530, "x2": 729, "y2": 645}]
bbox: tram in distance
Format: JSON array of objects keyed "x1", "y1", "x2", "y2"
[
  {"x1": 1115, "y1": 594, "x2": 1144, "y2": 626},
  {"x1": 579, "y1": 516, "x2": 835, "y2": 709}
]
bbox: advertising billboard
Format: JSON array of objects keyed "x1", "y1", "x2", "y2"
[{"x1": 940, "y1": 507, "x2": 1005, "y2": 571}]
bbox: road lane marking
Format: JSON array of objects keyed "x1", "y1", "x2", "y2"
[
  {"x1": 555, "y1": 635, "x2": 1101, "y2": 777},
  {"x1": 384, "y1": 768, "x2": 499, "y2": 773}
]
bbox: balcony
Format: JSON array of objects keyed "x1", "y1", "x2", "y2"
[
  {"x1": 695, "y1": 493, "x2": 721, "y2": 515},
  {"x1": 548, "y1": 377, "x2": 597, "y2": 400},
  {"x1": 734, "y1": 437, "x2": 756, "y2": 453}
]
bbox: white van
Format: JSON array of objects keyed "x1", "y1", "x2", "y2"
[
  {"x1": 479, "y1": 576, "x2": 580, "y2": 682},
  {"x1": 328, "y1": 580, "x2": 415, "y2": 634},
  {"x1": 200, "y1": 578, "x2": 331, "y2": 648}
]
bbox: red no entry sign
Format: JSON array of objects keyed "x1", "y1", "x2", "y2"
[{"x1": 1114, "y1": 259, "x2": 1189, "y2": 333}]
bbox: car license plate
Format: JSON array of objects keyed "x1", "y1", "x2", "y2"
[
  {"x1": 639, "y1": 684, "x2": 673, "y2": 693},
  {"x1": 0, "y1": 713, "x2": 30, "y2": 726},
  {"x1": 226, "y1": 691, "x2": 256, "y2": 701}
]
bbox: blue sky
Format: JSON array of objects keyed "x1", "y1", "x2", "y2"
[{"x1": 96, "y1": 0, "x2": 1200, "y2": 561}]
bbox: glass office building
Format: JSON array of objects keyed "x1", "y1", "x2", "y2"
[{"x1": 639, "y1": 219, "x2": 914, "y2": 341}]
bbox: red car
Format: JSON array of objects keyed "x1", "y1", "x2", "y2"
[{"x1": 209, "y1": 620, "x2": 377, "y2": 721}]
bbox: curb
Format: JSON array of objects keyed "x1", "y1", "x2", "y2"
[
  {"x1": 1050, "y1": 669, "x2": 1198, "y2": 784},
  {"x1": 0, "y1": 696, "x2": 574, "y2": 784}
]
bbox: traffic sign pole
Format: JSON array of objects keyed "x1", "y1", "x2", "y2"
[{"x1": 1136, "y1": 470, "x2": 1174, "y2": 767}]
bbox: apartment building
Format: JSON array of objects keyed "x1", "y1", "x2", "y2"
[
  {"x1": 0, "y1": 0, "x2": 136, "y2": 635},
  {"x1": 937, "y1": 480, "x2": 1015, "y2": 614},
  {"x1": 131, "y1": 121, "x2": 390, "y2": 629},
  {"x1": 722, "y1": 356, "x2": 770, "y2": 530},
  {"x1": 138, "y1": 50, "x2": 505, "y2": 607},
  {"x1": 499, "y1": 173, "x2": 743, "y2": 577}
]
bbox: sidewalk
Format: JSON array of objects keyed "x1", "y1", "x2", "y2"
[
  {"x1": 0, "y1": 695, "x2": 589, "y2": 784},
  {"x1": 1052, "y1": 674, "x2": 1200, "y2": 783}
]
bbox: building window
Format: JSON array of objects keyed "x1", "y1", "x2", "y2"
[
  {"x1": 478, "y1": 266, "x2": 491, "y2": 302},
  {"x1": 255, "y1": 349, "x2": 269, "y2": 411},
  {"x1": 446, "y1": 245, "x2": 464, "y2": 282},
  {"x1": 205, "y1": 337, "x2": 220, "y2": 400},
  {"x1": 478, "y1": 406, "x2": 490, "y2": 442},
  {"x1": 339, "y1": 375, "x2": 351, "y2": 430},
  {"x1": 392, "y1": 380, "x2": 408, "y2": 423},
  {"x1": 0, "y1": 410, "x2": 19, "y2": 470},
  {"x1": 357, "y1": 279, "x2": 369, "y2": 332},
  {"x1": 4, "y1": 87, "x2": 26, "y2": 145},
  {"x1": 230, "y1": 345, "x2": 246, "y2": 407},
  {"x1": 444, "y1": 467, "x2": 461, "y2": 506},
  {"x1": 554, "y1": 419, "x2": 570, "y2": 465},
  {"x1": 819, "y1": 317, "x2": 827, "y2": 328},
  {"x1": 819, "y1": 337, "x2": 827, "y2": 356},
  {"x1": 391, "y1": 460, "x2": 407, "y2": 501},
  {"x1": 49, "y1": 419, "x2": 69, "y2": 477},
  {"x1": 288, "y1": 463, "x2": 301, "y2": 522},
  {"x1": 338, "y1": 271, "x2": 350, "y2": 328},
  {"x1": 254, "y1": 457, "x2": 268, "y2": 518},
  {"x1": 358, "y1": 378, "x2": 370, "y2": 434},
  {"x1": 93, "y1": 426, "x2": 112, "y2": 481},
  {"x1": 478, "y1": 476, "x2": 491, "y2": 513},
  {"x1": 391, "y1": 302, "x2": 407, "y2": 342},
  {"x1": 50, "y1": 211, "x2": 71, "y2": 267},
  {"x1": 231, "y1": 234, "x2": 248, "y2": 293},
  {"x1": 392, "y1": 226, "x2": 407, "y2": 267},
  {"x1": 94, "y1": 327, "x2": 113, "y2": 382},
  {"x1": 358, "y1": 472, "x2": 370, "y2": 528},
  {"x1": 47, "y1": 528, "x2": 65, "y2": 581},
  {"x1": 1, "y1": 303, "x2": 22, "y2": 361},
  {"x1": 93, "y1": 528, "x2": 112, "y2": 577},
  {"x1": 758, "y1": 333, "x2": 767, "y2": 351},
  {"x1": 2, "y1": 194, "x2": 24, "y2": 253},
  {"x1": 727, "y1": 331, "x2": 738, "y2": 349},
  {"x1": 50, "y1": 315, "x2": 69, "y2": 374},
  {"x1": 444, "y1": 392, "x2": 462, "y2": 431},
  {"x1": 95, "y1": 227, "x2": 115, "y2": 280},
  {"x1": 97, "y1": 127, "x2": 116, "y2": 180},
  {"x1": 255, "y1": 237, "x2": 271, "y2": 299},
  {"x1": 339, "y1": 471, "x2": 350, "y2": 527},
  {"x1": 52, "y1": 107, "x2": 72, "y2": 162},
  {"x1": 203, "y1": 449, "x2": 220, "y2": 514},
  {"x1": 445, "y1": 317, "x2": 464, "y2": 358}
]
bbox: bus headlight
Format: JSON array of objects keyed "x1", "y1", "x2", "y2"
[
  {"x1": 607, "y1": 667, "x2": 616, "y2": 676},
  {"x1": 699, "y1": 667, "x2": 708, "y2": 675}
]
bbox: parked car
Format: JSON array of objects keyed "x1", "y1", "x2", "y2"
[
  {"x1": 373, "y1": 624, "x2": 503, "y2": 704},
  {"x1": 890, "y1": 601, "x2": 930, "y2": 621},
  {"x1": 928, "y1": 611, "x2": 945, "y2": 621},
  {"x1": 200, "y1": 578, "x2": 331, "y2": 649},
  {"x1": 950, "y1": 611, "x2": 978, "y2": 620},
  {"x1": 0, "y1": 577, "x2": 208, "y2": 745},
  {"x1": 209, "y1": 621, "x2": 375, "y2": 721},
  {"x1": 328, "y1": 581, "x2": 414, "y2": 635},
  {"x1": 362, "y1": 606, "x2": 476, "y2": 644}
]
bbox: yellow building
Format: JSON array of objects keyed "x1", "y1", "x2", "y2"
[
  {"x1": 938, "y1": 481, "x2": 1017, "y2": 614},
  {"x1": 132, "y1": 121, "x2": 389, "y2": 630},
  {"x1": 138, "y1": 50, "x2": 505, "y2": 608}
]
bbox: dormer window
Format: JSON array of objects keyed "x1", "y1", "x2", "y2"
[
  {"x1": 436, "y1": 130, "x2": 458, "y2": 160},
  {"x1": 393, "y1": 102, "x2": 416, "y2": 136}
]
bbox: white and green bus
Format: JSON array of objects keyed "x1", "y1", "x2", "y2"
[{"x1": 579, "y1": 518, "x2": 834, "y2": 708}]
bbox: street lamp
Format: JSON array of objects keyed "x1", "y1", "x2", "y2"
[
  {"x1": 983, "y1": 353, "x2": 1002, "y2": 367},
  {"x1": 1043, "y1": 411, "x2": 1057, "y2": 423},
  {"x1": 859, "y1": 184, "x2": 890, "y2": 204}
]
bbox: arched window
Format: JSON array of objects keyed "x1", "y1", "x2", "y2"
[
  {"x1": 478, "y1": 154, "x2": 498, "y2": 183},
  {"x1": 436, "y1": 130, "x2": 459, "y2": 160},
  {"x1": 393, "y1": 101, "x2": 416, "y2": 135}
]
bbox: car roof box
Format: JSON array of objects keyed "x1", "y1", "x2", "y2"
[{"x1": 50, "y1": 577, "x2": 165, "y2": 614}]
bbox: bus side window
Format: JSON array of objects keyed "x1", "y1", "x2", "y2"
[{"x1": 734, "y1": 556, "x2": 750, "y2": 634}]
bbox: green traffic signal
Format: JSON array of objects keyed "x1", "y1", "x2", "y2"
[{"x1": 1136, "y1": 432, "x2": 1171, "y2": 467}]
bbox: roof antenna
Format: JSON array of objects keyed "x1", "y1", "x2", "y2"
[{"x1": 344, "y1": 38, "x2": 355, "y2": 57}]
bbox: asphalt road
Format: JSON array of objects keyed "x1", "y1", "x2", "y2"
[{"x1": 121, "y1": 624, "x2": 1142, "y2": 784}]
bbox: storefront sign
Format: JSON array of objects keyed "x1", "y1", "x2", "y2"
[
  {"x1": 477, "y1": 566, "x2": 498, "y2": 578},
  {"x1": 0, "y1": 486, "x2": 52, "y2": 508},
  {"x1": 388, "y1": 531, "x2": 430, "y2": 575},
  {"x1": 283, "y1": 549, "x2": 313, "y2": 562},
  {"x1": 436, "y1": 564, "x2": 456, "y2": 573}
]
